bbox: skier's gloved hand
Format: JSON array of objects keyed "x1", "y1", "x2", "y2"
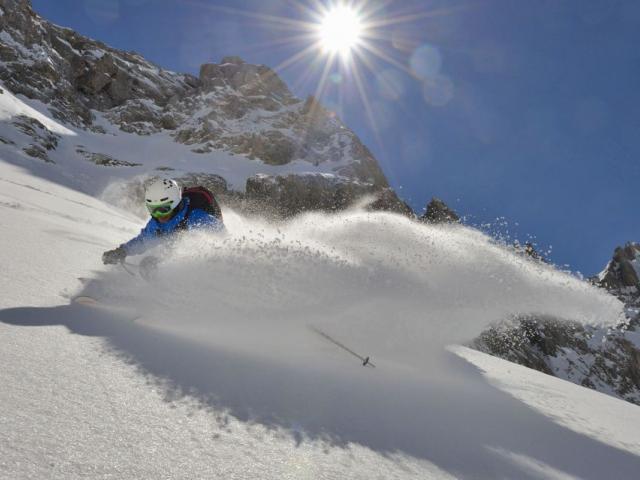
[{"x1": 102, "y1": 246, "x2": 126, "y2": 265}]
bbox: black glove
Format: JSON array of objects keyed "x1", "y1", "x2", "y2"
[{"x1": 102, "y1": 246, "x2": 127, "y2": 265}]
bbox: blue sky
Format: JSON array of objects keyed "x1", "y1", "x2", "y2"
[{"x1": 32, "y1": 0, "x2": 640, "y2": 275}]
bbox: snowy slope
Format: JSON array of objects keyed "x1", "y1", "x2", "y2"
[{"x1": 2, "y1": 158, "x2": 639, "y2": 479}]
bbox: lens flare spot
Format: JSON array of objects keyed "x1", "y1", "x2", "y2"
[
  {"x1": 422, "y1": 75, "x2": 454, "y2": 107},
  {"x1": 410, "y1": 44, "x2": 442, "y2": 79}
]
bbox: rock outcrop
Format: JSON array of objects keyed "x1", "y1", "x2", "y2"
[
  {"x1": 0, "y1": 0, "x2": 193, "y2": 126},
  {"x1": 76, "y1": 147, "x2": 141, "y2": 167},
  {"x1": 0, "y1": 0, "x2": 390, "y2": 190},
  {"x1": 597, "y1": 243, "x2": 640, "y2": 290},
  {"x1": 12, "y1": 115, "x2": 59, "y2": 163},
  {"x1": 199, "y1": 56, "x2": 290, "y2": 97},
  {"x1": 419, "y1": 197, "x2": 460, "y2": 223},
  {"x1": 243, "y1": 173, "x2": 411, "y2": 219},
  {"x1": 473, "y1": 243, "x2": 640, "y2": 405}
]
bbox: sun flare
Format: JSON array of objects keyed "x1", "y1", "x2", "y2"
[
  {"x1": 207, "y1": 0, "x2": 465, "y2": 145},
  {"x1": 318, "y1": 5, "x2": 363, "y2": 57}
]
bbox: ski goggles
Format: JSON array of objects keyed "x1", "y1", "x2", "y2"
[{"x1": 146, "y1": 202, "x2": 174, "y2": 219}]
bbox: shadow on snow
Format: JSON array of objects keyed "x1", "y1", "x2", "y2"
[{"x1": 2, "y1": 301, "x2": 639, "y2": 480}]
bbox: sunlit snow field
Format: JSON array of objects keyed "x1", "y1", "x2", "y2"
[{"x1": 2, "y1": 159, "x2": 640, "y2": 479}]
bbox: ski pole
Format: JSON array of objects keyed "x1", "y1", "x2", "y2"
[
  {"x1": 119, "y1": 260, "x2": 137, "y2": 276},
  {"x1": 310, "y1": 326, "x2": 376, "y2": 368}
]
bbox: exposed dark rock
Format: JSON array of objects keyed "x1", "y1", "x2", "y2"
[
  {"x1": 199, "y1": 58, "x2": 290, "y2": 97},
  {"x1": 598, "y1": 243, "x2": 640, "y2": 289},
  {"x1": 12, "y1": 115, "x2": 59, "y2": 150},
  {"x1": 175, "y1": 172, "x2": 228, "y2": 195},
  {"x1": 10, "y1": 115, "x2": 60, "y2": 162},
  {"x1": 244, "y1": 173, "x2": 411, "y2": 219},
  {"x1": 473, "y1": 312, "x2": 640, "y2": 405},
  {"x1": 104, "y1": 99, "x2": 165, "y2": 135},
  {"x1": 420, "y1": 197, "x2": 460, "y2": 223},
  {"x1": 473, "y1": 315, "x2": 587, "y2": 374},
  {"x1": 0, "y1": 0, "x2": 192, "y2": 126},
  {"x1": 232, "y1": 131, "x2": 296, "y2": 165},
  {"x1": 160, "y1": 114, "x2": 179, "y2": 130},
  {"x1": 513, "y1": 241, "x2": 547, "y2": 263},
  {"x1": 76, "y1": 147, "x2": 141, "y2": 167},
  {"x1": 23, "y1": 144, "x2": 53, "y2": 162},
  {"x1": 474, "y1": 241, "x2": 640, "y2": 406},
  {"x1": 369, "y1": 189, "x2": 414, "y2": 216}
]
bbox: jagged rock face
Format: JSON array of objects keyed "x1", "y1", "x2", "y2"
[
  {"x1": 0, "y1": 0, "x2": 391, "y2": 189},
  {"x1": 473, "y1": 313, "x2": 640, "y2": 405},
  {"x1": 597, "y1": 242, "x2": 640, "y2": 327},
  {"x1": 165, "y1": 90, "x2": 388, "y2": 186},
  {"x1": 598, "y1": 243, "x2": 640, "y2": 289},
  {"x1": 0, "y1": 0, "x2": 193, "y2": 126},
  {"x1": 419, "y1": 197, "x2": 460, "y2": 223},
  {"x1": 199, "y1": 56, "x2": 290, "y2": 97},
  {"x1": 473, "y1": 316, "x2": 590, "y2": 375}
]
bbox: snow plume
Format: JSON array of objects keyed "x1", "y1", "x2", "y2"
[
  {"x1": 88, "y1": 209, "x2": 624, "y2": 373},
  {"x1": 100, "y1": 175, "x2": 151, "y2": 220}
]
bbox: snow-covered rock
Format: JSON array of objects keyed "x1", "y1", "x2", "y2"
[
  {"x1": 0, "y1": 0, "x2": 389, "y2": 193},
  {"x1": 598, "y1": 242, "x2": 640, "y2": 290},
  {"x1": 0, "y1": 0, "x2": 193, "y2": 125},
  {"x1": 473, "y1": 242, "x2": 640, "y2": 405}
]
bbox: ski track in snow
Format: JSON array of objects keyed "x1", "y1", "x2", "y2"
[{"x1": 2, "y1": 158, "x2": 640, "y2": 479}]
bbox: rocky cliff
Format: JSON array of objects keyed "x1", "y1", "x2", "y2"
[{"x1": 0, "y1": 0, "x2": 390, "y2": 206}]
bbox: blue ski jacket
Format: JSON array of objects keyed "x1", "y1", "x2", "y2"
[{"x1": 121, "y1": 197, "x2": 224, "y2": 255}]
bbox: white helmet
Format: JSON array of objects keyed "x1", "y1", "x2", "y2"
[{"x1": 145, "y1": 178, "x2": 182, "y2": 218}]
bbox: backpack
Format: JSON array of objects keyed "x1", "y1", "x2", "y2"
[{"x1": 177, "y1": 186, "x2": 223, "y2": 229}]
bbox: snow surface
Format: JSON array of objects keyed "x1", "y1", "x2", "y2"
[{"x1": 1, "y1": 157, "x2": 639, "y2": 479}]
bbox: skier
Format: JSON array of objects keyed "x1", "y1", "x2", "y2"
[{"x1": 102, "y1": 178, "x2": 224, "y2": 266}]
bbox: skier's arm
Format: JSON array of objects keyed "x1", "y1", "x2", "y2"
[
  {"x1": 120, "y1": 220, "x2": 159, "y2": 255},
  {"x1": 186, "y1": 209, "x2": 225, "y2": 232}
]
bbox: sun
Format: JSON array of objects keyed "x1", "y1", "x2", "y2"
[
  {"x1": 318, "y1": 5, "x2": 363, "y2": 57},
  {"x1": 200, "y1": 0, "x2": 465, "y2": 144}
]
